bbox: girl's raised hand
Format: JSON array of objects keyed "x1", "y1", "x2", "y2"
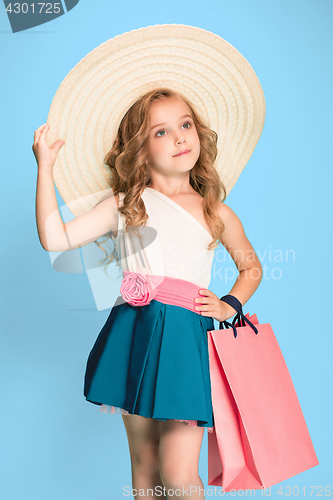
[{"x1": 32, "y1": 123, "x2": 65, "y2": 171}]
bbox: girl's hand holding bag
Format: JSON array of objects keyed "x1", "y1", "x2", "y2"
[{"x1": 207, "y1": 294, "x2": 319, "y2": 492}]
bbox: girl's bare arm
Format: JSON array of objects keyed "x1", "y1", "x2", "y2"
[
  {"x1": 33, "y1": 124, "x2": 119, "y2": 252},
  {"x1": 217, "y1": 202, "x2": 263, "y2": 317},
  {"x1": 185, "y1": 202, "x2": 263, "y2": 323}
]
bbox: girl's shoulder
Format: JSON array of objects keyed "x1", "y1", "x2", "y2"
[
  {"x1": 95, "y1": 191, "x2": 122, "y2": 210},
  {"x1": 215, "y1": 200, "x2": 233, "y2": 220}
]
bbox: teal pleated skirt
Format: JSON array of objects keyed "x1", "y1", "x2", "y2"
[{"x1": 84, "y1": 296, "x2": 215, "y2": 429}]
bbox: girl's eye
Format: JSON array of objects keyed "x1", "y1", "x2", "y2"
[
  {"x1": 155, "y1": 120, "x2": 193, "y2": 137},
  {"x1": 182, "y1": 120, "x2": 192, "y2": 129}
]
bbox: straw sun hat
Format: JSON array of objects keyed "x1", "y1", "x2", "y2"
[{"x1": 46, "y1": 24, "x2": 266, "y2": 217}]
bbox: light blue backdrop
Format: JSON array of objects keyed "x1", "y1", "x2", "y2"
[{"x1": 1, "y1": 0, "x2": 331, "y2": 498}]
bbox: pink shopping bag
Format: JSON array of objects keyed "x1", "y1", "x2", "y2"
[{"x1": 207, "y1": 295, "x2": 319, "y2": 492}]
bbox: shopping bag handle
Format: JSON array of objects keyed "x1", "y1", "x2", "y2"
[{"x1": 219, "y1": 294, "x2": 258, "y2": 338}]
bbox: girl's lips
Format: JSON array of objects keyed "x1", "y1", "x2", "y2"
[{"x1": 173, "y1": 150, "x2": 191, "y2": 157}]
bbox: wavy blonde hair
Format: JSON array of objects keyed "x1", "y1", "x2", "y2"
[{"x1": 95, "y1": 87, "x2": 227, "y2": 275}]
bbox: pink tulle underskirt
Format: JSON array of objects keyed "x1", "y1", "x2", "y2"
[{"x1": 100, "y1": 404, "x2": 214, "y2": 433}]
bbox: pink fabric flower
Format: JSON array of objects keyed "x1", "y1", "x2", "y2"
[{"x1": 120, "y1": 272, "x2": 157, "y2": 306}]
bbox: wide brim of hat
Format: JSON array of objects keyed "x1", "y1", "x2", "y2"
[{"x1": 46, "y1": 23, "x2": 266, "y2": 217}]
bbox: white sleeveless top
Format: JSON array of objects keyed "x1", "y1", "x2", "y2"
[{"x1": 114, "y1": 187, "x2": 215, "y2": 288}]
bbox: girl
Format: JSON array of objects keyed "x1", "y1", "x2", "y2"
[{"x1": 33, "y1": 87, "x2": 262, "y2": 499}]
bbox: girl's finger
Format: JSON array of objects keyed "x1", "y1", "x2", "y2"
[
  {"x1": 40, "y1": 123, "x2": 50, "y2": 140},
  {"x1": 35, "y1": 123, "x2": 46, "y2": 133},
  {"x1": 194, "y1": 304, "x2": 216, "y2": 312},
  {"x1": 194, "y1": 295, "x2": 216, "y2": 304},
  {"x1": 201, "y1": 311, "x2": 220, "y2": 318},
  {"x1": 34, "y1": 123, "x2": 47, "y2": 143},
  {"x1": 199, "y1": 289, "x2": 215, "y2": 299},
  {"x1": 194, "y1": 295, "x2": 219, "y2": 304}
]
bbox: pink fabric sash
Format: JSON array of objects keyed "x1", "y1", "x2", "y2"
[{"x1": 120, "y1": 271, "x2": 204, "y2": 313}]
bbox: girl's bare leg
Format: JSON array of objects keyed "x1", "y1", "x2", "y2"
[
  {"x1": 158, "y1": 420, "x2": 205, "y2": 499},
  {"x1": 122, "y1": 414, "x2": 164, "y2": 499}
]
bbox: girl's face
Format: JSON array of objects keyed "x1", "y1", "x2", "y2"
[{"x1": 147, "y1": 97, "x2": 200, "y2": 178}]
